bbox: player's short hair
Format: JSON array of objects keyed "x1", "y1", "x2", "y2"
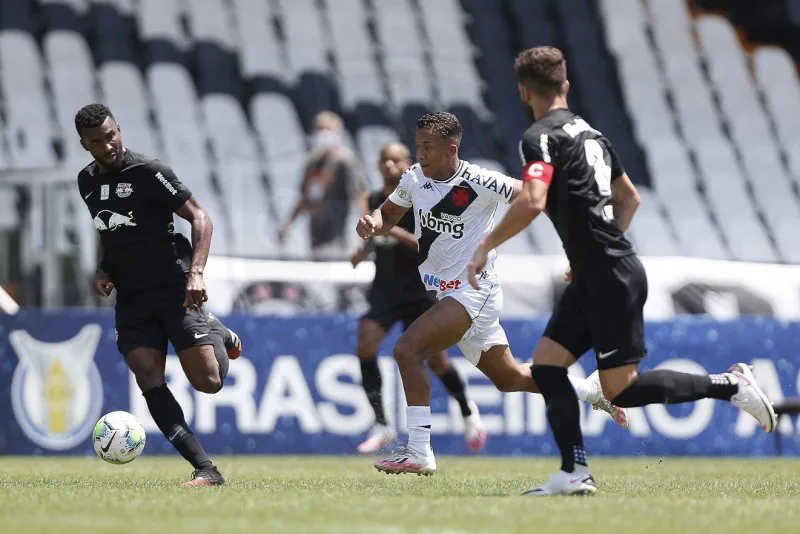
[
  {"x1": 416, "y1": 111, "x2": 462, "y2": 145},
  {"x1": 74, "y1": 103, "x2": 115, "y2": 135},
  {"x1": 514, "y1": 46, "x2": 567, "y2": 97}
]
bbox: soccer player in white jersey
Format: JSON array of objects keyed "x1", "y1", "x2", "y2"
[{"x1": 356, "y1": 112, "x2": 628, "y2": 475}]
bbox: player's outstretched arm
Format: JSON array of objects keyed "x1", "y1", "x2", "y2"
[
  {"x1": 610, "y1": 173, "x2": 640, "y2": 232},
  {"x1": 356, "y1": 199, "x2": 408, "y2": 240},
  {"x1": 468, "y1": 179, "x2": 548, "y2": 289},
  {"x1": 176, "y1": 197, "x2": 213, "y2": 309}
]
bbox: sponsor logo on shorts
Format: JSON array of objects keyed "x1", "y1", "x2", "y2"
[
  {"x1": 423, "y1": 274, "x2": 462, "y2": 292},
  {"x1": 9, "y1": 324, "x2": 104, "y2": 450}
]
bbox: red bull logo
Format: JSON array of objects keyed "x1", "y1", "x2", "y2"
[{"x1": 93, "y1": 210, "x2": 137, "y2": 232}]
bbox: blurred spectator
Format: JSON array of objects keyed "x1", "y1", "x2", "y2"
[{"x1": 278, "y1": 112, "x2": 368, "y2": 260}]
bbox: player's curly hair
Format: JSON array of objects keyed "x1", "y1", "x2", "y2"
[
  {"x1": 74, "y1": 103, "x2": 115, "y2": 135},
  {"x1": 416, "y1": 111, "x2": 462, "y2": 146},
  {"x1": 514, "y1": 46, "x2": 567, "y2": 97}
]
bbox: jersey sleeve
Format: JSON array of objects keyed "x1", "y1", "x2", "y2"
[
  {"x1": 147, "y1": 161, "x2": 192, "y2": 211},
  {"x1": 519, "y1": 130, "x2": 556, "y2": 185},
  {"x1": 386, "y1": 169, "x2": 415, "y2": 208},
  {"x1": 605, "y1": 140, "x2": 626, "y2": 180}
]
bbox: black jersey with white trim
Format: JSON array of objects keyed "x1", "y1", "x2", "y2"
[
  {"x1": 519, "y1": 109, "x2": 634, "y2": 273},
  {"x1": 77, "y1": 150, "x2": 193, "y2": 294}
]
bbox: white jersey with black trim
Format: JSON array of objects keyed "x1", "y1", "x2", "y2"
[{"x1": 387, "y1": 160, "x2": 518, "y2": 292}]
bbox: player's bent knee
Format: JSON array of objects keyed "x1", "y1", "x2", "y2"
[
  {"x1": 393, "y1": 335, "x2": 419, "y2": 365},
  {"x1": 599, "y1": 365, "x2": 639, "y2": 401},
  {"x1": 133, "y1": 372, "x2": 164, "y2": 393},
  {"x1": 189, "y1": 373, "x2": 222, "y2": 394}
]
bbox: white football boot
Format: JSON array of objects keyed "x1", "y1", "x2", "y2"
[
  {"x1": 356, "y1": 424, "x2": 396, "y2": 455},
  {"x1": 523, "y1": 470, "x2": 597, "y2": 496},
  {"x1": 727, "y1": 363, "x2": 777, "y2": 432},
  {"x1": 586, "y1": 370, "x2": 629, "y2": 430},
  {"x1": 374, "y1": 447, "x2": 437, "y2": 476},
  {"x1": 464, "y1": 401, "x2": 487, "y2": 453}
]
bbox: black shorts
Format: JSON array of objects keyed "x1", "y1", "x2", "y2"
[
  {"x1": 543, "y1": 254, "x2": 648, "y2": 370},
  {"x1": 115, "y1": 286, "x2": 213, "y2": 357},
  {"x1": 361, "y1": 294, "x2": 436, "y2": 332}
]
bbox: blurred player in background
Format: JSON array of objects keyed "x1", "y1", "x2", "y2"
[
  {"x1": 350, "y1": 141, "x2": 486, "y2": 455},
  {"x1": 357, "y1": 112, "x2": 627, "y2": 476},
  {"x1": 75, "y1": 103, "x2": 242, "y2": 487},
  {"x1": 468, "y1": 46, "x2": 777, "y2": 496},
  {"x1": 278, "y1": 111, "x2": 369, "y2": 260}
]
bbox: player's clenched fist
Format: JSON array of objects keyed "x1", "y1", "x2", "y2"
[{"x1": 356, "y1": 214, "x2": 378, "y2": 240}]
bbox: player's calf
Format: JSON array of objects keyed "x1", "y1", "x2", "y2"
[{"x1": 179, "y1": 345, "x2": 223, "y2": 394}]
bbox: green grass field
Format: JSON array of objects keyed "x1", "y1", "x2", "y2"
[{"x1": 1, "y1": 456, "x2": 799, "y2": 534}]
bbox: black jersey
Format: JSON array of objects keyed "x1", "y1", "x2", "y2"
[
  {"x1": 77, "y1": 150, "x2": 193, "y2": 295},
  {"x1": 367, "y1": 190, "x2": 430, "y2": 306},
  {"x1": 519, "y1": 109, "x2": 634, "y2": 274}
]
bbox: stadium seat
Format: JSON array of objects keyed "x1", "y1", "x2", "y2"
[
  {"x1": 753, "y1": 47, "x2": 800, "y2": 182},
  {"x1": 556, "y1": 0, "x2": 649, "y2": 188},
  {"x1": 43, "y1": 31, "x2": 99, "y2": 165},
  {"x1": 356, "y1": 125, "x2": 401, "y2": 190},
  {"x1": 203, "y1": 95, "x2": 278, "y2": 258},
  {"x1": 0, "y1": 31, "x2": 57, "y2": 167},
  {"x1": 231, "y1": 0, "x2": 285, "y2": 91},
  {"x1": 322, "y1": 0, "x2": 373, "y2": 62},
  {"x1": 372, "y1": 0, "x2": 425, "y2": 57},
  {"x1": 98, "y1": 62, "x2": 161, "y2": 158},
  {"x1": 186, "y1": 0, "x2": 242, "y2": 100},
  {"x1": 337, "y1": 60, "x2": 386, "y2": 114},
  {"x1": 251, "y1": 92, "x2": 307, "y2": 193},
  {"x1": 89, "y1": 0, "x2": 138, "y2": 64},
  {"x1": 417, "y1": 0, "x2": 473, "y2": 61},
  {"x1": 627, "y1": 188, "x2": 682, "y2": 257},
  {"x1": 40, "y1": 0, "x2": 86, "y2": 32},
  {"x1": 137, "y1": 0, "x2": 187, "y2": 66}
]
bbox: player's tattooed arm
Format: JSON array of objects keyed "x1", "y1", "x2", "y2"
[
  {"x1": 610, "y1": 173, "x2": 640, "y2": 232},
  {"x1": 175, "y1": 197, "x2": 213, "y2": 309}
]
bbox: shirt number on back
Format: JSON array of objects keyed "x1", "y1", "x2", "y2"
[
  {"x1": 584, "y1": 139, "x2": 614, "y2": 221},
  {"x1": 584, "y1": 139, "x2": 611, "y2": 196}
]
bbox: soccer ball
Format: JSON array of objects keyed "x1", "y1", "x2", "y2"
[{"x1": 92, "y1": 411, "x2": 147, "y2": 464}]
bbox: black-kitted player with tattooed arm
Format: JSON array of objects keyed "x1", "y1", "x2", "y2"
[{"x1": 75, "y1": 103, "x2": 242, "y2": 486}]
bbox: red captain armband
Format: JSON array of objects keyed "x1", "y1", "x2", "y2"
[{"x1": 522, "y1": 161, "x2": 554, "y2": 185}]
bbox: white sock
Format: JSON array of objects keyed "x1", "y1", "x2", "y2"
[
  {"x1": 406, "y1": 405, "x2": 432, "y2": 457},
  {"x1": 568, "y1": 375, "x2": 601, "y2": 404}
]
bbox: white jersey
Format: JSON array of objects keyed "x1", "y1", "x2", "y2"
[{"x1": 387, "y1": 160, "x2": 518, "y2": 292}]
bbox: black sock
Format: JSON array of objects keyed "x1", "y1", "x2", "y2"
[
  {"x1": 143, "y1": 384, "x2": 213, "y2": 469},
  {"x1": 531, "y1": 365, "x2": 587, "y2": 473},
  {"x1": 360, "y1": 359, "x2": 387, "y2": 426},
  {"x1": 611, "y1": 370, "x2": 738, "y2": 407},
  {"x1": 775, "y1": 398, "x2": 800, "y2": 415},
  {"x1": 206, "y1": 314, "x2": 230, "y2": 382},
  {"x1": 436, "y1": 365, "x2": 472, "y2": 417}
]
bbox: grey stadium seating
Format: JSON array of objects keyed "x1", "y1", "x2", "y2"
[{"x1": 0, "y1": 0, "x2": 799, "y2": 266}]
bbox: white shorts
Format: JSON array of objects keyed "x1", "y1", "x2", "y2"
[{"x1": 438, "y1": 277, "x2": 508, "y2": 366}]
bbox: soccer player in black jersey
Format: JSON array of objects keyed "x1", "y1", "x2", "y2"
[
  {"x1": 468, "y1": 47, "x2": 777, "y2": 496},
  {"x1": 75, "y1": 103, "x2": 242, "y2": 486},
  {"x1": 350, "y1": 141, "x2": 486, "y2": 454}
]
